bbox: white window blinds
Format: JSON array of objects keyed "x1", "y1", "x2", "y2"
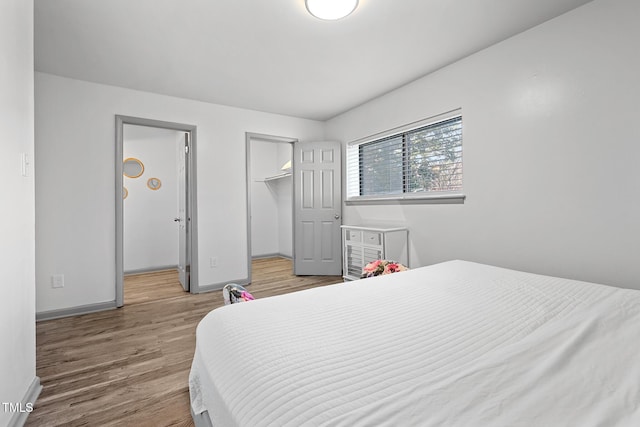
[{"x1": 346, "y1": 114, "x2": 463, "y2": 200}]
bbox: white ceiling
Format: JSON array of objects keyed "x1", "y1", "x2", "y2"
[{"x1": 35, "y1": 0, "x2": 593, "y2": 121}]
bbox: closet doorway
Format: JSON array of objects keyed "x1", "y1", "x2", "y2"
[
  {"x1": 115, "y1": 116, "x2": 199, "y2": 307},
  {"x1": 245, "y1": 133, "x2": 296, "y2": 283}
]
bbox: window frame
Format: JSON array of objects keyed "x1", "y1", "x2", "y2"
[{"x1": 345, "y1": 110, "x2": 465, "y2": 205}]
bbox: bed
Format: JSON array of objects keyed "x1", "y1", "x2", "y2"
[{"x1": 189, "y1": 260, "x2": 640, "y2": 426}]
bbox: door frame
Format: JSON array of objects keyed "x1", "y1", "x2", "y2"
[
  {"x1": 245, "y1": 132, "x2": 297, "y2": 284},
  {"x1": 115, "y1": 115, "x2": 199, "y2": 307}
]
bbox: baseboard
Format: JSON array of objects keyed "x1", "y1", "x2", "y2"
[
  {"x1": 124, "y1": 265, "x2": 178, "y2": 275},
  {"x1": 196, "y1": 277, "x2": 251, "y2": 294},
  {"x1": 36, "y1": 301, "x2": 117, "y2": 322},
  {"x1": 252, "y1": 253, "x2": 292, "y2": 260},
  {"x1": 8, "y1": 376, "x2": 42, "y2": 427}
]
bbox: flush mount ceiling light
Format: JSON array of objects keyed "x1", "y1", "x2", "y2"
[{"x1": 305, "y1": 0, "x2": 359, "y2": 20}]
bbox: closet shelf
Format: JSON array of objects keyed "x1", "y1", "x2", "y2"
[{"x1": 256, "y1": 172, "x2": 291, "y2": 182}]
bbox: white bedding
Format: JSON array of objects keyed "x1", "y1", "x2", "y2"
[{"x1": 189, "y1": 260, "x2": 640, "y2": 426}]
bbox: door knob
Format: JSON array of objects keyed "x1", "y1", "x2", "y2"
[
  {"x1": 334, "y1": 214, "x2": 340, "y2": 220},
  {"x1": 174, "y1": 217, "x2": 182, "y2": 222}
]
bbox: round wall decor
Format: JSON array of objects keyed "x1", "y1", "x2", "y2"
[
  {"x1": 147, "y1": 177, "x2": 162, "y2": 190},
  {"x1": 123, "y1": 157, "x2": 144, "y2": 178}
]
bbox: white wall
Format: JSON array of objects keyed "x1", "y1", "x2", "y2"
[
  {"x1": 35, "y1": 73, "x2": 325, "y2": 313},
  {"x1": 0, "y1": 0, "x2": 37, "y2": 425},
  {"x1": 251, "y1": 140, "x2": 280, "y2": 256},
  {"x1": 250, "y1": 140, "x2": 293, "y2": 258},
  {"x1": 123, "y1": 126, "x2": 180, "y2": 272},
  {"x1": 326, "y1": 0, "x2": 640, "y2": 290}
]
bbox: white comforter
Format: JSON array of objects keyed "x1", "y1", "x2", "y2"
[{"x1": 189, "y1": 260, "x2": 640, "y2": 426}]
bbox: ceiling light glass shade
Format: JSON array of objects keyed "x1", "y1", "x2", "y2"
[{"x1": 305, "y1": 0, "x2": 359, "y2": 20}]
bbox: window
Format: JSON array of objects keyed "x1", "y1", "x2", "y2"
[{"x1": 346, "y1": 113, "x2": 463, "y2": 202}]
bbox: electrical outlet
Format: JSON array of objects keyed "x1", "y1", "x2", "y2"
[
  {"x1": 210, "y1": 257, "x2": 218, "y2": 268},
  {"x1": 52, "y1": 274, "x2": 64, "y2": 288}
]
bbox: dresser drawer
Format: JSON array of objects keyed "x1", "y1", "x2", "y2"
[
  {"x1": 362, "y1": 231, "x2": 382, "y2": 246},
  {"x1": 345, "y1": 229, "x2": 362, "y2": 242}
]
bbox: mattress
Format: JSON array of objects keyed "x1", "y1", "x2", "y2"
[{"x1": 189, "y1": 260, "x2": 640, "y2": 426}]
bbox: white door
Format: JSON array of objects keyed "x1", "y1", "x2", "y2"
[
  {"x1": 177, "y1": 132, "x2": 189, "y2": 290},
  {"x1": 293, "y1": 141, "x2": 342, "y2": 275}
]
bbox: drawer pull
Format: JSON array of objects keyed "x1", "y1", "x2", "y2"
[
  {"x1": 347, "y1": 230, "x2": 362, "y2": 242},
  {"x1": 362, "y1": 232, "x2": 381, "y2": 245}
]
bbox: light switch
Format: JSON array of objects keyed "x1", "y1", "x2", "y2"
[{"x1": 21, "y1": 153, "x2": 30, "y2": 177}]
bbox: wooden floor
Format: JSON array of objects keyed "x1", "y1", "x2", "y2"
[
  {"x1": 28, "y1": 258, "x2": 342, "y2": 427},
  {"x1": 123, "y1": 269, "x2": 187, "y2": 306}
]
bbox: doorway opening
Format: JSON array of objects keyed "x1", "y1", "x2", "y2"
[
  {"x1": 115, "y1": 116, "x2": 199, "y2": 307},
  {"x1": 245, "y1": 133, "x2": 297, "y2": 283}
]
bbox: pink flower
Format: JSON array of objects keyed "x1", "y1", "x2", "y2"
[
  {"x1": 362, "y1": 260, "x2": 408, "y2": 278},
  {"x1": 383, "y1": 263, "x2": 398, "y2": 274},
  {"x1": 363, "y1": 260, "x2": 382, "y2": 272}
]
